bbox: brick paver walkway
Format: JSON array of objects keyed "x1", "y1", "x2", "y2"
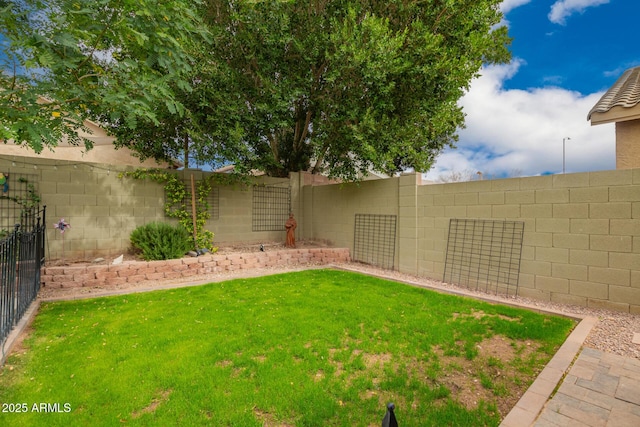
[{"x1": 534, "y1": 348, "x2": 640, "y2": 426}]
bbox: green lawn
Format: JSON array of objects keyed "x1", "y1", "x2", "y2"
[{"x1": 0, "y1": 269, "x2": 575, "y2": 426}]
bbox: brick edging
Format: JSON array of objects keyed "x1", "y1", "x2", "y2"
[{"x1": 41, "y1": 248, "x2": 350, "y2": 290}]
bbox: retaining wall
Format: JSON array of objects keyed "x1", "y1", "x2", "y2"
[{"x1": 41, "y1": 248, "x2": 350, "y2": 290}]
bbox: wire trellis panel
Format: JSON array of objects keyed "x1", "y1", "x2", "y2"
[
  {"x1": 0, "y1": 173, "x2": 40, "y2": 234},
  {"x1": 179, "y1": 178, "x2": 220, "y2": 221},
  {"x1": 252, "y1": 186, "x2": 291, "y2": 231},
  {"x1": 208, "y1": 187, "x2": 220, "y2": 220},
  {"x1": 353, "y1": 214, "x2": 397, "y2": 270},
  {"x1": 443, "y1": 219, "x2": 525, "y2": 296}
]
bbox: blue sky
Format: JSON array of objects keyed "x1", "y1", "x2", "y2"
[
  {"x1": 3, "y1": 1, "x2": 637, "y2": 179},
  {"x1": 424, "y1": 0, "x2": 640, "y2": 181}
]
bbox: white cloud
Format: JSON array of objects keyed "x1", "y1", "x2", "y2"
[
  {"x1": 500, "y1": 0, "x2": 532, "y2": 15},
  {"x1": 604, "y1": 61, "x2": 640, "y2": 78},
  {"x1": 548, "y1": 0, "x2": 610, "y2": 25},
  {"x1": 498, "y1": 0, "x2": 532, "y2": 27},
  {"x1": 424, "y1": 60, "x2": 615, "y2": 181}
]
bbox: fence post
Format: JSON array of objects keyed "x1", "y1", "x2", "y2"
[
  {"x1": 0, "y1": 224, "x2": 20, "y2": 346},
  {"x1": 39, "y1": 206, "x2": 46, "y2": 268}
]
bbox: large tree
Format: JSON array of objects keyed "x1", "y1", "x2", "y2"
[
  {"x1": 101, "y1": 50, "x2": 251, "y2": 169},
  {"x1": 2, "y1": 0, "x2": 511, "y2": 180},
  {"x1": 0, "y1": 0, "x2": 210, "y2": 155},
  {"x1": 204, "y1": 0, "x2": 511, "y2": 180}
]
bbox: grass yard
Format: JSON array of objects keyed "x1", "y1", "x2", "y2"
[{"x1": 0, "y1": 269, "x2": 575, "y2": 426}]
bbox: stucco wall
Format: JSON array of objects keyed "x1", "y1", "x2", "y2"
[{"x1": 616, "y1": 120, "x2": 640, "y2": 169}]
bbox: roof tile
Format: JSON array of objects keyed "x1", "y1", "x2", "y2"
[{"x1": 588, "y1": 66, "x2": 640, "y2": 120}]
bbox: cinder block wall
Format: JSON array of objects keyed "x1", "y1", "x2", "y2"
[
  {"x1": 4, "y1": 154, "x2": 640, "y2": 312},
  {"x1": 0, "y1": 157, "x2": 298, "y2": 260},
  {"x1": 0, "y1": 157, "x2": 166, "y2": 260},
  {"x1": 209, "y1": 175, "x2": 294, "y2": 243},
  {"x1": 303, "y1": 177, "x2": 400, "y2": 267},
  {"x1": 416, "y1": 170, "x2": 640, "y2": 313}
]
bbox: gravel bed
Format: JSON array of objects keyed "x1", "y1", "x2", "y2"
[{"x1": 39, "y1": 261, "x2": 640, "y2": 359}]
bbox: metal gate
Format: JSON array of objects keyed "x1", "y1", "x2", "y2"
[{"x1": 1, "y1": 206, "x2": 46, "y2": 348}]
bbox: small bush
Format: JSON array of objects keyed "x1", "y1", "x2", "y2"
[{"x1": 130, "y1": 222, "x2": 193, "y2": 261}]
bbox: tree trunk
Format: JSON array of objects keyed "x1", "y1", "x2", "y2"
[{"x1": 183, "y1": 133, "x2": 189, "y2": 169}]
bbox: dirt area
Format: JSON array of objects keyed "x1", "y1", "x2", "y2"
[
  {"x1": 44, "y1": 239, "x2": 331, "y2": 267},
  {"x1": 432, "y1": 334, "x2": 539, "y2": 417},
  {"x1": 215, "y1": 239, "x2": 332, "y2": 253},
  {"x1": 328, "y1": 325, "x2": 539, "y2": 419}
]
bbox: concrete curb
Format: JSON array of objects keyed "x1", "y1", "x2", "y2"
[
  {"x1": 1, "y1": 300, "x2": 41, "y2": 367},
  {"x1": 500, "y1": 316, "x2": 597, "y2": 426}
]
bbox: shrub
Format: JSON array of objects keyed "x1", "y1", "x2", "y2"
[{"x1": 130, "y1": 222, "x2": 193, "y2": 261}]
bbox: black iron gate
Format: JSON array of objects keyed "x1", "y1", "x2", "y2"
[{"x1": 1, "y1": 206, "x2": 46, "y2": 348}]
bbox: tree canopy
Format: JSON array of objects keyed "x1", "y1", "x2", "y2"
[
  {"x1": 1, "y1": 0, "x2": 511, "y2": 180},
  {"x1": 0, "y1": 0, "x2": 210, "y2": 155},
  {"x1": 202, "y1": 0, "x2": 511, "y2": 179}
]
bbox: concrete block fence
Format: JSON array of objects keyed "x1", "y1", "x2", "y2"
[
  {"x1": 4, "y1": 155, "x2": 640, "y2": 312},
  {"x1": 41, "y1": 248, "x2": 350, "y2": 290},
  {"x1": 306, "y1": 171, "x2": 640, "y2": 314}
]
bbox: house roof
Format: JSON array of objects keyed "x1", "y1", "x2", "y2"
[
  {"x1": 1, "y1": 98, "x2": 180, "y2": 168},
  {"x1": 1, "y1": 118, "x2": 180, "y2": 168},
  {"x1": 1, "y1": 95, "x2": 180, "y2": 168},
  {"x1": 588, "y1": 66, "x2": 640, "y2": 125}
]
